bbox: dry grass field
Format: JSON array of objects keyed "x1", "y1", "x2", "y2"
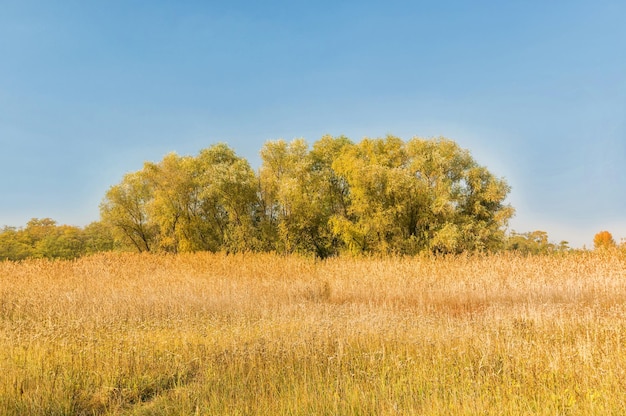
[{"x1": 1, "y1": 251, "x2": 626, "y2": 415}]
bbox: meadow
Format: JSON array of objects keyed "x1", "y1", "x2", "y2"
[{"x1": 1, "y1": 251, "x2": 626, "y2": 415}]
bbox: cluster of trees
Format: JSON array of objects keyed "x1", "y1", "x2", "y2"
[
  {"x1": 3, "y1": 136, "x2": 624, "y2": 261},
  {"x1": 0, "y1": 218, "x2": 115, "y2": 261},
  {"x1": 2, "y1": 218, "x2": 617, "y2": 261},
  {"x1": 99, "y1": 136, "x2": 514, "y2": 257},
  {"x1": 505, "y1": 230, "x2": 571, "y2": 254}
]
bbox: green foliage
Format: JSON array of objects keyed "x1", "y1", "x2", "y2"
[
  {"x1": 143, "y1": 152, "x2": 197, "y2": 252},
  {"x1": 195, "y1": 144, "x2": 261, "y2": 253},
  {"x1": 331, "y1": 136, "x2": 513, "y2": 254},
  {"x1": 100, "y1": 143, "x2": 260, "y2": 254},
  {"x1": 100, "y1": 170, "x2": 157, "y2": 252},
  {"x1": 259, "y1": 137, "x2": 352, "y2": 257},
  {"x1": 0, "y1": 219, "x2": 116, "y2": 261},
  {"x1": 98, "y1": 136, "x2": 514, "y2": 257},
  {"x1": 3, "y1": 136, "x2": 515, "y2": 259},
  {"x1": 506, "y1": 230, "x2": 571, "y2": 255},
  {"x1": 0, "y1": 227, "x2": 32, "y2": 260},
  {"x1": 331, "y1": 136, "x2": 408, "y2": 254},
  {"x1": 82, "y1": 221, "x2": 117, "y2": 254}
]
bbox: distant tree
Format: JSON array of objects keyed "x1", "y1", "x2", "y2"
[
  {"x1": 0, "y1": 226, "x2": 32, "y2": 260},
  {"x1": 34, "y1": 224, "x2": 85, "y2": 259},
  {"x1": 594, "y1": 230, "x2": 616, "y2": 250},
  {"x1": 308, "y1": 135, "x2": 354, "y2": 257},
  {"x1": 0, "y1": 218, "x2": 104, "y2": 260},
  {"x1": 20, "y1": 218, "x2": 80, "y2": 259},
  {"x1": 82, "y1": 221, "x2": 117, "y2": 254},
  {"x1": 506, "y1": 230, "x2": 559, "y2": 254},
  {"x1": 22, "y1": 218, "x2": 58, "y2": 246}
]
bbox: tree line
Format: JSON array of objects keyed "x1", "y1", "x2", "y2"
[
  {"x1": 5, "y1": 135, "x2": 592, "y2": 261},
  {"x1": 98, "y1": 136, "x2": 514, "y2": 257},
  {"x1": 0, "y1": 218, "x2": 115, "y2": 260}
]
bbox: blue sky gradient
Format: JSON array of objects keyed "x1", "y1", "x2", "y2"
[{"x1": 1, "y1": 0, "x2": 625, "y2": 247}]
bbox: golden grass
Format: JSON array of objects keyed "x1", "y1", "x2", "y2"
[{"x1": 1, "y1": 251, "x2": 626, "y2": 414}]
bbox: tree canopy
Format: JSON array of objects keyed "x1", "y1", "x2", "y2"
[
  {"x1": 594, "y1": 230, "x2": 616, "y2": 250},
  {"x1": 0, "y1": 136, "x2": 521, "y2": 260},
  {"x1": 0, "y1": 218, "x2": 116, "y2": 261},
  {"x1": 99, "y1": 136, "x2": 514, "y2": 257}
]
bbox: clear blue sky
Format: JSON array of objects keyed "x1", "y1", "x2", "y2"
[{"x1": 1, "y1": 0, "x2": 624, "y2": 248}]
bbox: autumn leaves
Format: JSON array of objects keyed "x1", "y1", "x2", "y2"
[{"x1": 101, "y1": 136, "x2": 513, "y2": 256}]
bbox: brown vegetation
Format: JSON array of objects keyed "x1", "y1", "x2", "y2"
[
  {"x1": 594, "y1": 230, "x2": 616, "y2": 250},
  {"x1": 1, "y1": 251, "x2": 626, "y2": 414}
]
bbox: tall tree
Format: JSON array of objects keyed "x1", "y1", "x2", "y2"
[
  {"x1": 259, "y1": 139, "x2": 314, "y2": 254},
  {"x1": 102, "y1": 143, "x2": 260, "y2": 254},
  {"x1": 258, "y1": 137, "x2": 354, "y2": 257},
  {"x1": 194, "y1": 143, "x2": 260, "y2": 252},
  {"x1": 143, "y1": 152, "x2": 199, "y2": 252},
  {"x1": 100, "y1": 171, "x2": 157, "y2": 252},
  {"x1": 331, "y1": 136, "x2": 514, "y2": 254},
  {"x1": 331, "y1": 136, "x2": 412, "y2": 254},
  {"x1": 406, "y1": 137, "x2": 513, "y2": 253}
]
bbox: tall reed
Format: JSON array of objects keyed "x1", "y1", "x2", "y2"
[{"x1": 1, "y1": 251, "x2": 625, "y2": 414}]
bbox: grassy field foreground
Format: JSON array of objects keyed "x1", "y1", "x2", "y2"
[{"x1": 1, "y1": 251, "x2": 626, "y2": 415}]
